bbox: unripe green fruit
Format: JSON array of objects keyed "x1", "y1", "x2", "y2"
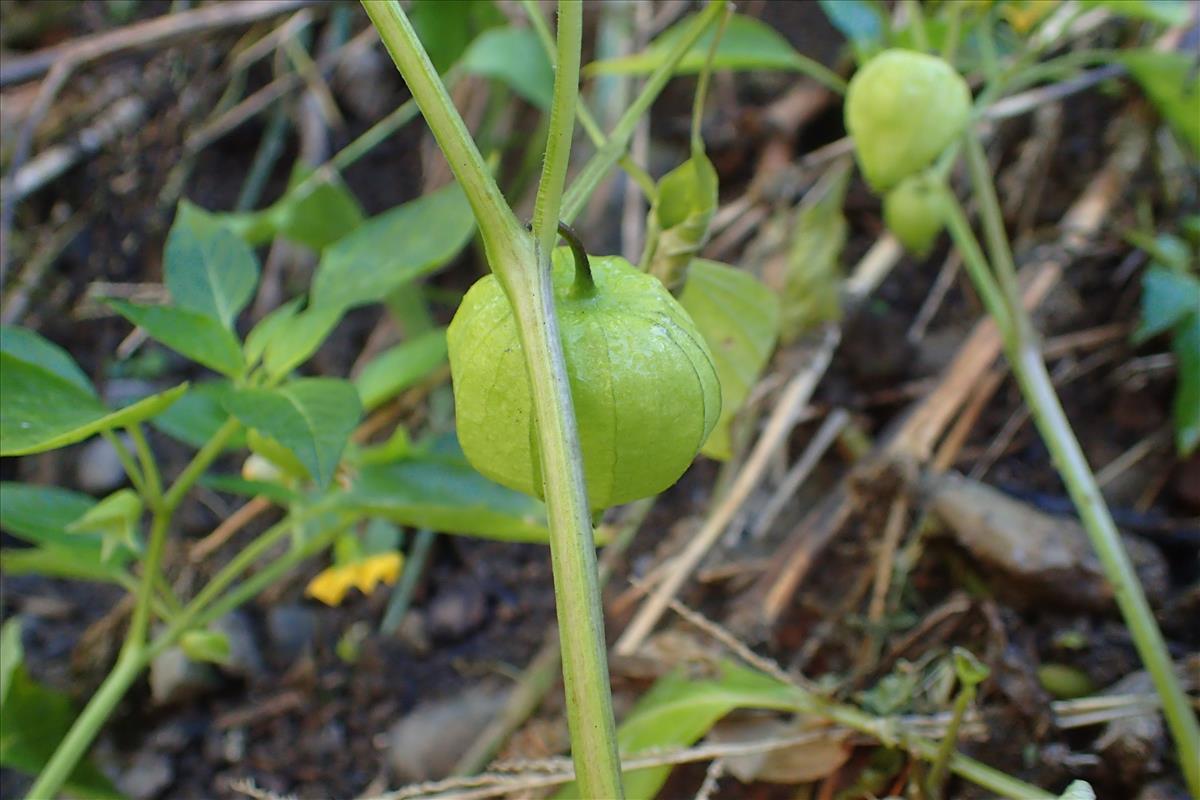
[
  {"x1": 448, "y1": 247, "x2": 721, "y2": 510},
  {"x1": 883, "y1": 172, "x2": 946, "y2": 256},
  {"x1": 845, "y1": 49, "x2": 972, "y2": 192}
]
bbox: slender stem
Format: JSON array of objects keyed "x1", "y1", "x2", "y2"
[
  {"x1": 945, "y1": 175, "x2": 1200, "y2": 797},
  {"x1": 23, "y1": 650, "x2": 145, "y2": 800},
  {"x1": 531, "y1": 3, "x2": 581, "y2": 263},
  {"x1": 163, "y1": 417, "x2": 241, "y2": 511},
  {"x1": 927, "y1": 685, "x2": 974, "y2": 800},
  {"x1": 939, "y1": 194, "x2": 1013, "y2": 337},
  {"x1": 101, "y1": 430, "x2": 147, "y2": 499},
  {"x1": 381, "y1": 528, "x2": 436, "y2": 634},
  {"x1": 557, "y1": 221, "x2": 595, "y2": 297},
  {"x1": 561, "y1": 0, "x2": 728, "y2": 224},
  {"x1": 123, "y1": 512, "x2": 170, "y2": 656},
  {"x1": 690, "y1": 5, "x2": 729, "y2": 154},
  {"x1": 129, "y1": 424, "x2": 162, "y2": 503},
  {"x1": 519, "y1": 0, "x2": 656, "y2": 197},
  {"x1": 962, "y1": 133, "x2": 1022, "y2": 316},
  {"x1": 1010, "y1": 345, "x2": 1200, "y2": 795},
  {"x1": 360, "y1": 1, "x2": 526, "y2": 268}
]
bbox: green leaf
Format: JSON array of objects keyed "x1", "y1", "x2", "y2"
[
  {"x1": 0, "y1": 664, "x2": 125, "y2": 800},
  {"x1": 224, "y1": 379, "x2": 362, "y2": 489},
  {"x1": 411, "y1": 0, "x2": 504, "y2": 73},
  {"x1": 0, "y1": 326, "x2": 95, "y2": 396},
  {"x1": 644, "y1": 150, "x2": 719, "y2": 290},
  {"x1": 680, "y1": 260, "x2": 780, "y2": 460},
  {"x1": 587, "y1": 14, "x2": 843, "y2": 91},
  {"x1": 107, "y1": 299, "x2": 244, "y2": 377},
  {"x1": 0, "y1": 618, "x2": 23, "y2": 712},
  {"x1": 165, "y1": 201, "x2": 260, "y2": 328},
  {"x1": 0, "y1": 483, "x2": 96, "y2": 547},
  {"x1": 0, "y1": 545, "x2": 133, "y2": 584},
  {"x1": 556, "y1": 661, "x2": 801, "y2": 799},
  {"x1": 222, "y1": 166, "x2": 365, "y2": 252},
  {"x1": 66, "y1": 488, "x2": 143, "y2": 561},
  {"x1": 335, "y1": 450, "x2": 549, "y2": 544},
  {"x1": 781, "y1": 161, "x2": 851, "y2": 342},
  {"x1": 201, "y1": 473, "x2": 301, "y2": 506},
  {"x1": 460, "y1": 26, "x2": 554, "y2": 110},
  {"x1": 1082, "y1": 0, "x2": 1189, "y2": 25},
  {"x1": 244, "y1": 297, "x2": 304, "y2": 367},
  {"x1": 818, "y1": 0, "x2": 885, "y2": 60},
  {"x1": 180, "y1": 630, "x2": 232, "y2": 665},
  {"x1": 1172, "y1": 313, "x2": 1200, "y2": 456},
  {"x1": 311, "y1": 182, "x2": 476, "y2": 313},
  {"x1": 1, "y1": 353, "x2": 186, "y2": 456},
  {"x1": 354, "y1": 328, "x2": 448, "y2": 411},
  {"x1": 151, "y1": 380, "x2": 246, "y2": 451},
  {"x1": 1134, "y1": 265, "x2": 1200, "y2": 343},
  {"x1": 1121, "y1": 50, "x2": 1200, "y2": 156},
  {"x1": 261, "y1": 305, "x2": 343, "y2": 380}
]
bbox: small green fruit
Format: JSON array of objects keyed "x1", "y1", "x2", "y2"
[
  {"x1": 845, "y1": 49, "x2": 972, "y2": 192},
  {"x1": 448, "y1": 247, "x2": 721, "y2": 510},
  {"x1": 883, "y1": 172, "x2": 946, "y2": 256}
]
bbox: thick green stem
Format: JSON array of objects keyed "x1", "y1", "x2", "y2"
[
  {"x1": 23, "y1": 650, "x2": 145, "y2": 800},
  {"x1": 945, "y1": 171, "x2": 1200, "y2": 797},
  {"x1": 364, "y1": 2, "x2": 623, "y2": 793},
  {"x1": 360, "y1": 1, "x2": 526, "y2": 271}
]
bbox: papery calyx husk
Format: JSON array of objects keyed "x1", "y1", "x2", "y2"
[
  {"x1": 448, "y1": 247, "x2": 721, "y2": 510},
  {"x1": 845, "y1": 49, "x2": 971, "y2": 192}
]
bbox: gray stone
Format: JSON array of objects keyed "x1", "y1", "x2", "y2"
[
  {"x1": 266, "y1": 604, "x2": 316, "y2": 662},
  {"x1": 117, "y1": 751, "x2": 174, "y2": 800},
  {"x1": 214, "y1": 610, "x2": 264, "y2": 679},
  {"x1": 427, "y1": 582, "x2": 486, "y2": 641},
  {"x1": 77, "y1": 434, "x2": 131, "y2": 494},
  {"x1": 388, "y1": 684, "x2": 510, "y2": 782},
  {"x1": 149, "y1": 646, "x2": 216, "y2": 705}
]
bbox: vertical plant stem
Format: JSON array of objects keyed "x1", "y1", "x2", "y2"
[
  {"x1": 944, "y1": 171, "x2": 1200, "y2": 796},
  {"x1": 927, "y1": 685, "x2": 974, "y2": 800},
  {"x1": 359, "y1": 1, "x2": 526, "y2": 267},
  {"x1": 364, "y1": 2, "x2": 624, "y2": 793},
  {"x1": 526, "y1": 4, "x2": 624, "y2": 795},
  {"x1": 123, "y1": 512, "x2": 170, "y2": 656},
  {"x1": 23, "y1": 649, "x2": 145, "y2": 800}
]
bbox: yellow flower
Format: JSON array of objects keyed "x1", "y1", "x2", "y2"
[
  {"x1": 306, "y1": 552, "x2": 404, "y2": 606},
  {"x1": 1002, "y1": 0, "x2": 1058, "y2": 34}
]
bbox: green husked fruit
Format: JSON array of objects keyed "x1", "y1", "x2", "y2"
[
  {"x1": 883, "y1": 172, "x2": 946, "y2": 256},
  {"x1": 845, "y1": 49, "x2": 972, "y2": 192},
  {"x1": 448, "y1": 247, "x2": 721, "y2": 510}
]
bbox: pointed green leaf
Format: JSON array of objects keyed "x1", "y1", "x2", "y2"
[
  {"x1": 0, "y1": 664, "x2": 125, "y2": 799},
  {"x1": 335, "y1": 448, "x2": 548, "y2": 543},
  {"x1": 221, "y1": 166, "x2": 365, "y2": 252},
  {"x1": 311, "y1": 182, "x2": 476, "y2": 312},
  {"x1": 261, "y1": 305, "x2": 343, "y2": 379},
  {"x1": 586, "y1": 14, "x2": 845, "y2": 92},
  {"x1": 556, "y1": 661, "x2": 802, "y2": 799},
  {"x1": 781, "y1": 161, "x2": 851, "y2": 342},
  {"x1": 224, "y1": 379, "x2": 362, "y2": 489},
  {"x1": 681, "y1": 260, "x2": 780, "y2": 460},
  {"x1": 645, "y1": 150, "x2": 719, "y2": 290},
  {"x1": 0, "y1": 545, "x2": 133, "y2": 584},
  {"x1": 1, "y1": 352, "x2": 186, "y2": 456},
  {"x1": 0, "y1": 483, "x2": 96, "y2": 547},
  {"x1": 1134, "y1": 265, "x2": 1200, "y2": 343},
  {"x1": 354, "y1": 328, "x2": 448, "y2": 411},
  {"x1": 165, "y1": 201, "x2": 260, "y2": 328},
  {"x1": 108, "y1": 300, "x2": 244, "y2": 377},
  {"x1": 151, "y1": 380, "x2": 245, "y2": 451},
  {"x1": 461, "y1": 26, "x2": 554, "y2": 110},
  {"x1": 244, "y1": 297, "x2": 304, "y2": 367},
  {"x1": 180, "y1": 630, "x2": 232, "y2": 665},
  {"x1": 411, "y1": 0, "x2": 505, "y2": 73},
  {"x1": 1121, "y1": 50, "x2": 1200, "y2": 156},
  {"x1": 0, "y1": 326, "x2": 95, "y2": 396},
  {"x1": 1083, "y1": 0, "x2": 1189, "y2": 25},
  {"x1": 0, "y1": 618, "x2": 24, "y2": 713}
]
